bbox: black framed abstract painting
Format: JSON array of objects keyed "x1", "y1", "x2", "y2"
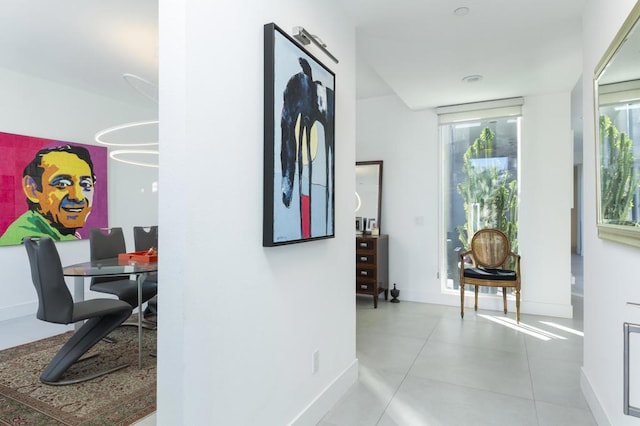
[{"x1": 263, "y1": 22, "x2": 335, "y2": 247}]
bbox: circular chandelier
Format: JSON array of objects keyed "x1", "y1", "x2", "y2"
[
  {"x1": 95, "y1": 73, "x2": 159, "y2": 167},
  {"x1": 110, "y1": 149, "x2": 159, "y2": 168}
]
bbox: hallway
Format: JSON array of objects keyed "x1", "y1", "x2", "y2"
[
  {"x1": 321, "y1": 291, "x2": 593, "y2": 425},
  {"x1": 0, "y1": 263, "x2": 588, "y2": 426}
]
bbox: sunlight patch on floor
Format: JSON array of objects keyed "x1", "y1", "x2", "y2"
[
  {"x1": 383, "y1": 387, "x2": 441, "y2": 426},
  {"x1": 478, "y1": 314, "x2": 568, "y2": 341},
  {"x1": 359, "y1": 364, "x2": 394, "y2": 398},
  {"x1": 358, "y1": 365, "x2": 434, "y2": 425},
  {"x1": 539, "y1": 321, "x2": 584, "y2": 337}
]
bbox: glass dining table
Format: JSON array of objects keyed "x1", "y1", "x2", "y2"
[{"x1": 62, "y1": 257, "x2": 157, "y2": 368}]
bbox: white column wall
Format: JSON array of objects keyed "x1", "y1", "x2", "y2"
[
  {"x1": 356, "y1": 92, "x2": 573, "y2": 318},
  {"x1": 581, "y1": 0, "x2": 640, "y2": 424},
  {"x1": 356, "y1": 95, "x2": 440, "y2": 303},
  {"x1": 157, "y1": 1, "x2": 357, "y2": 424},
  {"x1": 519, "y1": 93, "x2": 573, "y2": 317}
]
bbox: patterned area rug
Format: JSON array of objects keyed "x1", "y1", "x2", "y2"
[{"x1": 0, "y1": 322, "x2": 156, "y2": 425}]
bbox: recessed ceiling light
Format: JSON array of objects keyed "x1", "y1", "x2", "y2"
[
  {"x1": 462, "y1": 74, "x2": 483, "y2": 83},
  {"x1": 454, "y1": 7, "x2": 470, "y2": 16}
]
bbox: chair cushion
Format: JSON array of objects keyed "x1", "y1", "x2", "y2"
[
  {"x1": 463, "y1": 267, "x2": 517, "y2": 281},
  {"x1": 72, "y1": 299, "x2": 132, "y2": 322},
  {"x1": 90, "y1": 279, "x2": 157, "y2": 308}
]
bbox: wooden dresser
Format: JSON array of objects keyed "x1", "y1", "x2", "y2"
[{"x1": 355, "y1": 234, "x2": 389, "y2": 308}]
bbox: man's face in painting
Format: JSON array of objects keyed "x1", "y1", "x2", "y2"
[{"x1": 24, "y1": 151, "x2": 95, "y2": 230}]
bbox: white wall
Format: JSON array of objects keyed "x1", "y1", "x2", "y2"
[
  {"x1": 519, "y1": 93, "x2": 573, "y2": 318},
  {"x1": 356, "y1": 92, "x2": 573, "y2": 318},
  {"x1": 356, "y1": 95, "x2": 440, "y2": 303},
  {"x1": 0, "y1": 67, "x2": 158, "y2": 321},
  {"x1": 581, "y1": 0, "x2": 640, "y2": 424},
  {"x1": 157, "y1": 1, "x2": 357, "y2": 424}
]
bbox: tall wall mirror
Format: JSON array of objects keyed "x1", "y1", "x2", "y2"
[
  {"x1": 355, "y1": 161, "x2": 383, "y2": 234},
  {"x1": 594, "y1": 1, "x2": 640, "y2": 248}
]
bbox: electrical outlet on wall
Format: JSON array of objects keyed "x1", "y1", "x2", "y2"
[{"x1": 312, "y1": 350, "x2": 319, "y2": 374}]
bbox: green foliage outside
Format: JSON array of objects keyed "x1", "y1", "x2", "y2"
[
  {"x1": 599, "y1": 114, "x2": 638, "y2": 225},
  {"x1": 456, "y1": 127, "x2": 518, "y2": 251}
]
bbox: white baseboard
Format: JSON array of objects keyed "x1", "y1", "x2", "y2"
[
  {"x1": 289, "y1": 358, "x2": 358, "y2": 426},
  {"x1": 0, "y1": 302, "x2": 37, "y2": 322},
  {"x1": 580, "y1": 367, "x2": 611, "y2": 426},
  {"x1": 520, "y1": 300, "x2": 573, "y2": 318}
]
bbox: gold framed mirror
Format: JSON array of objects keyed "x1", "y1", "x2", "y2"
[
  {"x1": 594, "y1": 1, "x2": 640, "y2": 247},
  {"x1": 355, "y1": 161, "x2": 383, "y2": 234}
]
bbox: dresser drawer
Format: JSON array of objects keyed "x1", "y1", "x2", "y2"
[
  {"x1": 356, "y1": 266, "x2": 376, "y2": 279},
  {"x1": 356, "y1": 281, "x2": 375, "y2": 293},
  {"x1": 356, "y1": 239, "x2": 374, "y2": 251},
  {"x1": 356, "y1": 253, "x2": 375, "y2": 265}
]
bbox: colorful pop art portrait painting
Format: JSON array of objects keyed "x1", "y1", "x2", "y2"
[
  {"x1": 0, "y1": 132, "x2": 108, "y2": 246},
  {"x1": 263, "y1": 22, "x2": 336, "y2": 246}
]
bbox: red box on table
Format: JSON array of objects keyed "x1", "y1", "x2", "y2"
[{"x1": 118, "y1": 251, "x2": 158, "y2": 263}]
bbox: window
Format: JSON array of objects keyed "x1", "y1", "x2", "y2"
[{"x1": 438, "y1": 99, "x2": 522, "y2": 294}]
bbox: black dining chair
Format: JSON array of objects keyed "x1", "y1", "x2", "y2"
[
  {"x1": 89, "y1": 227, "x2": 157, "y2": 314},
  {"x1": 133, "y1": 226, "x2": 158, "y2": 252},
  {"x1": 24, "y1": 236, "x2": 132, "y2": 385},
  {"x1": 133, "y1": 226, "x2": 158, "y2": 318}
]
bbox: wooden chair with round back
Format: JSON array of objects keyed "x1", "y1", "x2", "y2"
[{"x1": 458, "y1": 228, "x2": 521, "y2": 323}]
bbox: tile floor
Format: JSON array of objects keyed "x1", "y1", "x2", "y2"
[
  {"x1": 1, "y1": 256, "x2": 587, "y2": 426},
  {"x1": 319, "y1": 286, "x2": 593, "y2": 425}
]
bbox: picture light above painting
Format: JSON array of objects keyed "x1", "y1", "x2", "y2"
[
  {"x1": 263, "y1": 22, "x2": 336, "y2": 247},
  {"x1": 0, "y1": 132, "x2": 108, "y2": 246}
]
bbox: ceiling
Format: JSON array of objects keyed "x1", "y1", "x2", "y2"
[
  {"x1": 342, "y1": 0, "x2": 586, "y2": 110},
  {"x1": 0, "y1": 0, "x2": 586, "y2": 112},
  {"x1": 0, "y1": 0, "x2": 158, "y2": 108}
]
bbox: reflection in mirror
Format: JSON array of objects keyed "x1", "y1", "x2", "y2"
[
  {"x1": 595, "y1": 2, "x2": 640, "y2": 247},
  {"x1": 355, "y1": 161, "x2": 383, "y2": 234}
]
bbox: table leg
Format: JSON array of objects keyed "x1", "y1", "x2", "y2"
[
  {"x1": 137, "y1": 273, "x2": 144, "y2": 369},
  {"x1": 73, "y1": 277, "x2": 84, "y2": 331}
]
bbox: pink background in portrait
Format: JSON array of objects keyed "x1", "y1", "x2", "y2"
[{"x1": 0, "y1": 131, "x2": 108, "y2": 241}]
